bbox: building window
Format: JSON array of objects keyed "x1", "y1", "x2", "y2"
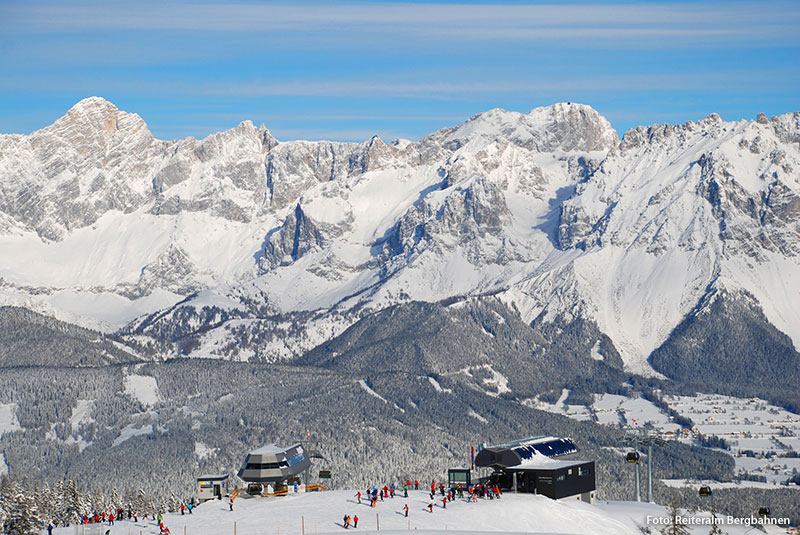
[
  {"x1": 579, "y1": 468, "x2": 590, "y2": 476},
  {"x1": 245, "y1": 462, "x2": 286, "y2": 470},
  {"x1": 556, "y1": 474, "x2": 565, "y2": 482}
]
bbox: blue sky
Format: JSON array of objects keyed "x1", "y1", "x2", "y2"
[{"x1": 1, "y1": 0, "x2": 798, "y2": 141}]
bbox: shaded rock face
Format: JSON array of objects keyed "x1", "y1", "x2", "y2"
[
  {"x1": 260, "y1": 204, "x2": 331, "y2": 269},
  {"x1": 379, "y1": 177, "x2": 513, "y2": 267}
]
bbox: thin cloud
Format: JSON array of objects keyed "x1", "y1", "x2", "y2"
[
  {"x1": 188, "y1": 70, "x2": 800, "y2": 98},
  {"x1": 6, "y1": 1, "x2": 799, "y2": 47},
  {"x1": 1, "y1": 68, "x2": 796, "y2": 98}
]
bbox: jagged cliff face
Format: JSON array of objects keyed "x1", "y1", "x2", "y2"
[{"x1": 1, "y1": 98, "x2": 798, "y2": 374}]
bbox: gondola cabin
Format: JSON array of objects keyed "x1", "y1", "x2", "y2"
[
  {"x1": 758, "y1": 507, "x2": 770, "y2": 517},
  {"x1": 626, "y1": 452, "x2": 640, "y2": 463},
  {"x1": 238, "y1": 443, "x2": 311, "y2": 486},
  {"x1": 197, "y1": 474, "x2": 228, "y2": 501},
  {"x1": 698, "y1": 486, "x2": 712, "y2": 497}
]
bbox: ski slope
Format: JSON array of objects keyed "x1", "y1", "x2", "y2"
[{"x1": 54, "y1": 489, "x2": 791, "y2": 535}]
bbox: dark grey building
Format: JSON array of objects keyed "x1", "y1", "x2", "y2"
[
  {"x1": 237, "y1": 443, "x2": 311, "y2": 487},
  {"x1": 474, "y1": 436, "x2": 595, "y2": 503}
]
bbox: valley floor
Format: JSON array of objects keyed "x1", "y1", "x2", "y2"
[{"x1": 55, "y1": 489, "x2": 792, "y2": 535}]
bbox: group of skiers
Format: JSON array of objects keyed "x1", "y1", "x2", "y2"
[
  {"x1": 342, "y1": 514, "x2": 359, "y2": 528},
  {"x1": 356, "y1": 481, "x2": 411, "y2": 508},
  {"x1": 426, "y1": 481, "x2": 501, "y2": 511},
  {"x1": 70, "y1": 498, "x2": 195, "y2": 533},
  {"x1": 344, "y1": 479, "x2": 502, "y2": 527}
]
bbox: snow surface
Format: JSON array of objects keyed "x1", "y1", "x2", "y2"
[
  {"x1": 52, "y1": 489, "x2": 791, "y2": 535},
  {"x1": 195, "y1": 442, "x2": 218, "y2": 460},
  {"x1": 124, "y1": 374, "x2": 160, "y2": 407},
  {"x1": 0, "y1": 403, "x2": 21, "y2": 437},
  {"x1": 358, "y1": 380, "x2": 389, "y2": 404},
  {"x1": 113, "y1": 423, "x2": 152, "y2": 447},
  {"x1": 524, "y1": 390, "x2": 593, "y2": 422},
  {"x1": 427, "y1": 377, "x2": 452, "y2": 394},
  {"x1": 467, "y1": 409, "x2": 488, "y2": 423},
  {"x1": 69, "y1": 399, "x2": 95, "y2": 431}
]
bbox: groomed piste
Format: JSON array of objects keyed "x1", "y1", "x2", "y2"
[{"x1": 55, "y1": 488, "x2": 791, "y2": 535}]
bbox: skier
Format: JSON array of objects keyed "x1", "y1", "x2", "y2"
[
  {"x1": 428, "y1": 501, "x2": 433, "y2": 513},
  {"x1": 109, "y1": 512, "x2": 114, "y2": 525},
  {"x1": 414, "y1": 480, "x2": 419, "y2": 490},
  {"x1": 403, "y1": 484, "x2": 408, "y2": 498},
  {"x1": 403, "y1": 504, "x2": 408, "y2": 517},
  {"x1": 353, "y1": 515, "x2": 358, "y2": 528},
  {"x1": 229, "y1": 498, "x2": 234, "y2": 511},
  {"x1": 181, "y1": 503, "x2": 185, "y2": 515},
  {"x1": 442, "y1": 496, "x2": 446, "y2": 509},
  {"x1": 188, "y1": 502, "x2": 193, "y2": 514},
  {"x1": 47, "y1": 523, "x2": 54, "y2": 535},
  {"x1": 356, "y1": 491, "x2": 361, "y2": 504},
  {"x1": 343, "y1": 515, "x2": 349, "y2": 528},
  {"x1": 439, "y1": 483, "x2": 445, "y2": 496}
]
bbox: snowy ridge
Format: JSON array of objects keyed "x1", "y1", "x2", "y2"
[{"x1": 1, "y1": 99, "x2": 799, "y2": 374}]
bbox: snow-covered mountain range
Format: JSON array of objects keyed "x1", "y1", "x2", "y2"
[{"x1": 1, "y1": 97, "x2": 798, "y2": 375}]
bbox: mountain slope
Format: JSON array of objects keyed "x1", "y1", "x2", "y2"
[
  {"x1": 1, "y1": 99, "x2": 798, "y2": 385},
  {"x1": 0, "y1": 306, "x2": 141, "y2": 367}
]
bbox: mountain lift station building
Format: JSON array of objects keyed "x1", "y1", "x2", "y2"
[
  {"x1": 237, "y1": 443, "x2": 311, "y2": 494},
  {"x1": 473, "y1": 436, "x2": 596, "y2": 503}
]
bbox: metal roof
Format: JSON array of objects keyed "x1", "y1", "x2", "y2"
[
  {"x1": 197, "y1": 474, "x2": 228, "y2": 481},
  {"x1": 492, "y1": 436, "x2": 578, "y2": 459},
  {"x1": 249, "y1": 443, "x2": 299, "y2": 455}
]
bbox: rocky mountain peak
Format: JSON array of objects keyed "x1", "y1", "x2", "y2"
[
  {"x1": 431, "y1": 102, "x2": 618, "y2": 154},
  {"x1": 1, "y1": 99, "x2": 799, "y2": 375},
  {"x1": 51, "y1": 96, "x2": 150, "y2": 142}
]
